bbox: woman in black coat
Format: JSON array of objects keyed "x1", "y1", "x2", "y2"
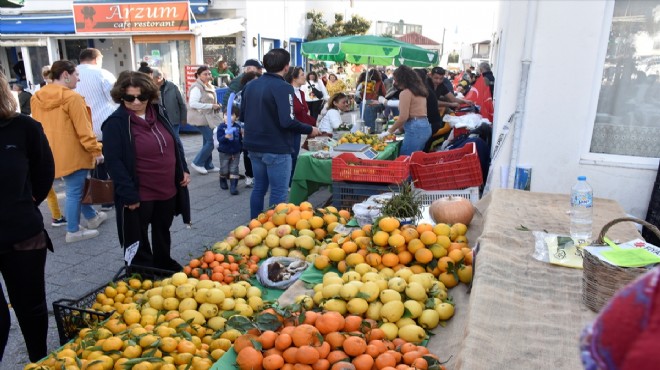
[
  {"x1": 0, "y1": 71, "x2": 54, "y2": 362},
  {"x1": 102, "y1": 71, "x2": 190, "y2": 271}
]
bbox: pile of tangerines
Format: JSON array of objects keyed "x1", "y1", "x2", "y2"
[
  {"x1": 235, "y1": 310, "x2": 446, "y2": 370},
  {"x1": 182, "y1": 250, "x2": 261, "y2": 284}
]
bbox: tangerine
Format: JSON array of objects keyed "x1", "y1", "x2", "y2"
[{"x1": 342, "y1": 336, "x2": 367, "y2": 357}]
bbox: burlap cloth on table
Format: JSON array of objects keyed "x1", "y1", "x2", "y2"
[{"x1": 452, "y1": 189, "x2": 640, "y2": 370}]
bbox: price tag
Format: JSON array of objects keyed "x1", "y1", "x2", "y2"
[{"x1": 124, "y1": 241, "x2": 139, "y2": 266}]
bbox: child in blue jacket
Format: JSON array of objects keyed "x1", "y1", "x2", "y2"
[{"x1": 214, "y1": 92, "x2": 242, "y2": 195}]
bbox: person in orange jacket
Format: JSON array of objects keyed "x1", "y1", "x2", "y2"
[{"x1": 31, "y1": 60, "x2": 107, "y2": 243}]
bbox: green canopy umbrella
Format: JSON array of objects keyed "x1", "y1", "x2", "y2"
[
  {"x1": 302, "y1": 35, "x2": 438, "y2": 121},
  {"x1": 301, "y1": 35, "x2": 438, "y2": 67}
]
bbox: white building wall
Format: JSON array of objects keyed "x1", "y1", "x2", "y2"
[{"x1": 491, "y1": 0, "x2": 658, "y2": 218}]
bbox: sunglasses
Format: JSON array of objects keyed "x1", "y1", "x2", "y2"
[{"x1": 122, "y1": 94, "x2": 150, "y2": 102}]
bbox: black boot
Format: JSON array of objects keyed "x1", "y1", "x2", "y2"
[
  {"x1": 230, "y1": 179, "x2": 239, "y2": 195},
  {"x1": 219, "y1": 176, "x2": 228, "y2": 190}
]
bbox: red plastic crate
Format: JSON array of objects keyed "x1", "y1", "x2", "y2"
[
  {"x1": 332, "y1": 153, "x2": 410, "y2": 183},
  {"x1": 410, "y1": 142, "x2": 483, "y2": 190}
]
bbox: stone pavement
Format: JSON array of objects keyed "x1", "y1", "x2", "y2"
[{"x1": 1, "y1": 132, "x2": 331, "y2": 369}]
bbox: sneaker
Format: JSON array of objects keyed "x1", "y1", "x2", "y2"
[
  {"x1": 245, "y1": 176, "x2": 254, "y2": 187},
  {"x1": 99, "y1": 204, "x2": 114, "y2": 212},
  {"x1": 207, "y1": 167, "x2": 220, "y2": 173},
  {"x1": 65, "y1": 228, "x2": 99, "y2": 243},
  {"x1": 190, "y1": 163, "x2": 208, "y2": 175},
  {"x1": 51, "y1": 217, "x2": 67, "y2": 227},
  {"x1": 86, "y1": 211, "x2": 108, "y2": 229}
]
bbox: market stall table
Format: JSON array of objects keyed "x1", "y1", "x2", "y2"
[
  {"x1": 289, "y1": 141, "x2": 401, "y2": 204},
  {"x1": 448, "y1": 189, "x2": 641, "y2": 370}
]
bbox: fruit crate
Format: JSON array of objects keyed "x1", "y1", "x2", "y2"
[
  {"x1": 410, "y1": 142, "x2": 483, "y2": 190},
  {"x1": 332, "y1": 153, "x2": 410, "y2": 183},
  {"x1": 415, "y1": 186, "x2": 481, "y2": 205},
  {"x1": 52, "y1": 265, "x2": 175, "y2": 345},
  {"x1": 332, "y1": 181, "x2": 399, "y2": 210}
]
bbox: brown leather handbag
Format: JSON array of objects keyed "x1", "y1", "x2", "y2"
[{"x1": 82, "y1": 168, "x2": 114, "y2": 205}]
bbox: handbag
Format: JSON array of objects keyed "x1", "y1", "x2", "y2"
[
  {"x1": 308, "y1": 82, "x2": 323, "y2": 99},
  {"x1": 82, "y1": 168, "x2": 114, "y2": 205}
]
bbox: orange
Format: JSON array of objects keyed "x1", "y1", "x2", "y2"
[
  {"x1": 236, "y1": 347, "x2": 263, "y2": 370},
  {"x1": 378, "y1": 217, "x2": 400, "y2": 232},
  {"x1": 437, "y1": 256, "x2": 454, "y2": 273},
  {"x1": 419, "y1": 231, "x2": 437, "y2": 246},
  {"x1": 352, "y1": 354, "x2": 374, "y2": 370},
  {"x1": 406, "y1": 239, "x2": 424, "y2": 254},
  {"x1": 374, "y1": 352, "x2": 397, "y2": 369},
  {"x1": 372, "y1": 231, "x2": 390, "y2": 247},
  {"x1": 291, "y1": 324, "x2": 320, "y2": 347},
  {"x1": 325, "y1": 332, "x2": 346, "y2": 350},
  {"x1": 296, "y1": 345, "x2": 321, "y2": 365},
  {"x1": 387, "y1": 234, "x2": 406, "y2": 249},
  {"x1": 327, "y1": 350, "x2": 349, "y2": 365},
  {"x1": 414, "y1": 248, "x2": 434, "y2": 264},
  {"x1": 381, "y1": 253, "x2": 399, "y2": 268},
  {"x1": 464, "y1": 251, "x2": 473, "y2": 265},
  {"x1": 258, "y1": 330, "x2": 278, "y2": 350},
  {"x1": 263, "y1": 354, "x2": 285, "y2": 370},
  {"x1": 275, "y1": 333, "x2": 293, "y2": 351},
  {"x1": 351, "y1": 229, "x2": 366, "y2": 240},
  {"x1": 365, "y1": 253, "x2": 382, "y2": 267},
  {"x1": 283, "y1": 347, "x2": 298, "y2": 363},
  {"x1": 397, "y1": 251, "x2": 413, "y2": 266},
  {"x1": 316, "y1": 341, "x2": 331, "y2": 359},
  {"x1": 439, "y1": 272, "x2": 459, "y2": 288},
  {"x1": 400, "y1": 228, "x2": 419, "y2": 243},
  {"x1": 342, "y1": 241, "x2": 358, "y2": 254},
  {"x1": 313, "y1": 359, "x2": 331, "y2": 370},
  {"x1": 342, "y1": 337, "x2": 367, "y2": 357},
  {"x1": 457, "y1": 265, "x2": 473, "y2": 284},
  {"x1": 415, "y1": 223, "x2": 433, "y2": 234},
  {"x1": 448, "y1": 249, "x2": 464, "y2": 263},
  {"x1": 343, "y1": 315, "x2": 363, "y2": 332}
]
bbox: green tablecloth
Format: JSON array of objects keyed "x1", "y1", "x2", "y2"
[{"x1": 289, "y1": 141, "x2": 401, "y2": 204}]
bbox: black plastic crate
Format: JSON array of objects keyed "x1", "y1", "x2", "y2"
[
  {"x1": 331, "y1": 181, "x2": 399, "y2": 210},
  {"x1": 53, "y1": 265, "x2": 175, "y2": 345}
]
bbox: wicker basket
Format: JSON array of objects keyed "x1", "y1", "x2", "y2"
[{"x1": 582, "y1": 217, "x2": 660, "y2": 312}]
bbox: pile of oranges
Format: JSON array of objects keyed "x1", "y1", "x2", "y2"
[
  {"x1": 182, "y1": 250, "x2": 260, "y2": 284},
  {"x1": 234, "y1": 311, "x2": 446, "y2": 370},
  {"x1": 314, "y1": 216, "x2": 473, "y2": 288}
]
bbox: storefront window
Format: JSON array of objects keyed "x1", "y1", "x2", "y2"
[
  {"x1": 27, "y1": 46, "x2": 49, "y2": 88},
  {"x1": 61, "y1": 40, "x2": 90, "y2": 64},
  {"x1": 202, "y1": 37, "x2": 237, "y2": 75},
  {"x1": 590, "y1": 0, "x2": 660, "y2": 158},
  {"x1": 134, "y1": 40, "x2": 191, "y2": 92}
]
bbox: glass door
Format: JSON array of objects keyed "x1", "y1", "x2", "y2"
[{"x1": 134, "y1": 40, "x2": 191, "y2": 91}]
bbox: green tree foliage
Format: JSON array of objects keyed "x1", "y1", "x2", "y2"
[
  {"x1": 306, "y1": 10, "x2": 330, "y2": 41},
  {"x1": 306, "y1": 10, "x2": 372, "y2": 40}
]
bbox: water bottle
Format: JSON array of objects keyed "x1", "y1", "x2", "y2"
[{"x1": 570, "y1": 176, "x2": 593, "y2": 240}]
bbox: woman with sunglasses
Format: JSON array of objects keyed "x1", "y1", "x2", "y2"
[
  {"x1": 101, "y1": 71, "x2": 190, "y2": 271},
  {"x1": 31, "y1": 60, "x2": 106, "y2": 243},
  {"x1": 187, "y1": 65, "x2": 223, "y2": 175}
]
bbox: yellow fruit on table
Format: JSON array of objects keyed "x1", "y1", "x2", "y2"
[
  {"x1": 418, "y1": 309, "x2": 441, "y2": 329},
  {"x1": 397, "y1": 324, "x2": 426, "y2": 344},
  {"x1": 379, "y1": 322, "x2": 399, "y2": 340},
  {"x1": 379, "y1": 289, "x2": 402, "y2": 304},
  {"x1": 366, "y1": 301, "x2": 383, "y2": 321},
  {"x1": 323, "y1": 298, "x2": 347, "y2": 315},
  {"x1": 380, "y1": 300, "x2": 405, "y2": 323},
  {"x1": 435, "y1": 302, "x2": 455, "y2": 320},
  {"x1": 346, "y1": 297, "x2": 369, "y2": 315}
]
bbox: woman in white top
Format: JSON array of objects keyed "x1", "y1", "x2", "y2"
[
  {"x1": 301, "y1": 71, "x2": 328, "y2": 120},
  {"x1": 318, "y1": 93, "x2": 350, "y2": 134}
]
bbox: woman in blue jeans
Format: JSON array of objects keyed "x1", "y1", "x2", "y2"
[
  {"x1": 187, "y1": 66, "x2": 223, "y2": 175},
  {"x1": 382, "y1": 66, "x2": 431, "y2": 156}
]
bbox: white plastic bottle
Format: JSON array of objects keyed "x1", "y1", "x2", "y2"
[{"x1": 570, "y1": 176, "x2": 593, "y2": 240}]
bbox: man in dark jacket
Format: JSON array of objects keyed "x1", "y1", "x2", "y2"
[
  {"x1": 152, "y1": 68, "x2": 186, "y2": 137},
  {"x1": 240, "y1": 49, "x2": 319, "y2": 219}
]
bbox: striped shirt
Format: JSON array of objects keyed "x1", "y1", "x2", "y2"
[{"x1": 75, "y1": 63, "x2": 118, "y2": 140}]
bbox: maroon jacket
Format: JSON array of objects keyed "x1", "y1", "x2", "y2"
[{"x1": 293, "y1": 90, "x2": 317, "y2": 126}]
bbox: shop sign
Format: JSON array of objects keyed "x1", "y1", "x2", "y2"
[
  {"x1": 73, "y1": 1, "x2": 190, "y2": 33},
  {"x1": 184, "y1": 65, "x2": 201, "y2": 99}
]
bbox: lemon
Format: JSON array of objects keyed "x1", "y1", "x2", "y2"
[
  {"x1": 379, "y1": 289, "x2": 402, "y2": 304},
  {"x1": 380, "y1": 300, "x2": 405, "y2": 323},
  {"x1": 359, "y1": 281, "x2": 380, "y2": 303},
  {"x1": 403, "y1": 300, "x2": 423, "y2": 319},
  {"x1": 379, "y1": 322, "x2": 398, "y2": 340},
  {"x1": 397, "y1": 324, "x2": 426, "y2": 344},
  {"x1": 419, "y1": 309, "x2": 440, "y2": 329},
  {"x1": 171, "y1": 272, "x2": 188, "y2": 286},
  {"x1": 405, "y1": 282, "x2": 427, "y2": 301},
  {"x1": 322, "y1": 283, "x2": 343, "y2": 299},
  {"x1": 346, "y1": 298, "x2": 369, "y2": 315}
]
